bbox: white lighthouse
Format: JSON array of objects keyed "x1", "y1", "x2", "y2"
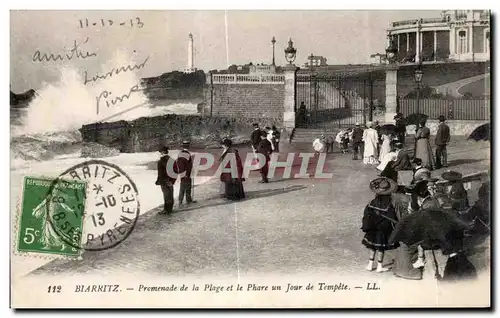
[{"x1": 185, "y1": 33, "x2": 196, "y2": 73}]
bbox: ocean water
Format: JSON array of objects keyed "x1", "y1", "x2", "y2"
[{"x1": 11, "y1": 51, "x2": 199, "y2": 164}]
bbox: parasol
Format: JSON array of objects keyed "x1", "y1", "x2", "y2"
[
  {"x1": 379, "y1": 124, "x2": 396, "y2": 135},
  {"x1": 388, "y1": 208, "x2": 469, "y2": 253},
  {"x1": 468, "y1": 123, "x2": 490, "y2": 142}
]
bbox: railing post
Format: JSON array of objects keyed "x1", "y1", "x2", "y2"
[{"x1": 233, "y1": 74, "x2": 237, "y2": 83}]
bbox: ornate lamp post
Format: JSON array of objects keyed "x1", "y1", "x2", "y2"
[
  {"x1": 271, "y1": 36, "x2": 276, "y2": 66},
  {"x1": 284, "y1": 38, "x2": 297, "y2": 65},
  {"x1": 414, "y1": 67, "x2": 424, "y2": 123}
]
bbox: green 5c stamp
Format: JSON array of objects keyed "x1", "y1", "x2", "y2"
[{"x1": 17, "y1": 176, "x2": 87, "y2": 257}]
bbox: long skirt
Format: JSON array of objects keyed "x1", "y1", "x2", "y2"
[
  {"x1": 224, "y1": 179, "x2": 245, "y2": 201},
  {"x1": 393, "y1": 243, "x2": 423, "y2": 280},
  {"x1": 415, "y1": 138, "x2": 434, "y2": 169}
]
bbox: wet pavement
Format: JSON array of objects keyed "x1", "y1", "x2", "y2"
[{"x1": 29, "y1": 139, "x2": 490, "y2": 278}]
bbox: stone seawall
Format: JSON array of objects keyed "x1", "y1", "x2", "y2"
[
  {"x1": 80, "y1": 114, "x2": 282, "y2": 153},
  {"x1": 204, "y1": 84, "x2": 285, "y2": 122}
]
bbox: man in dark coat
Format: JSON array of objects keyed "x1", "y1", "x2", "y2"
[
  {"x1": 394, "y1": 113, "x2": 407, "y2": 145},
  {"x1": 155, "y1": 146, "x2": 177, "y2": 215},
  {"x1": 351, "y1": 122, "x2": 364, "y2": 160},
  {"x1": 257, "y1": 131, "x2": 273, "y2": 183},
  {"x1": 250, "y1": 123, "x2": 261, "y2": 154},
  {"x1": 175, "y1": 140, "x2": 197, "y2": 206},
  {"x1": 434, "y1": 115, "x2": 450, "y2": 169}
]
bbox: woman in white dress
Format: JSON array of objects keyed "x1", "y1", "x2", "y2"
[
  {"x1": 378, "y1": 133, "x2": 393, "y2": 162},
  {"x1": 363, "y1": 122, "x2": 379, "y2": 165}
]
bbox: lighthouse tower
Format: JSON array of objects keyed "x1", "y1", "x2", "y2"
[{"x1": 185, "y1": 33, "x2": 197, "y2": 73}]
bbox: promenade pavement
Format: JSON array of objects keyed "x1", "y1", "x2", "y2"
[{"x1": 29, "y1": 138, "x2": 490, "y2": 280}]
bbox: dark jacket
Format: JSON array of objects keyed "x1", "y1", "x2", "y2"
[
  {"x1": 351, "y1": 127, "x2": 364, "y2": 143},
  {"x1": 257, "y1": 139, "x2": 273, "y2": 156},
  {"x1": 435, "y1": 122, "x2": 451, "y2": 145},
  {"x1": 395, "y1": 118, "x2": 407, "y2": 134},
  {"x1": 250, "y1": 129, "x2": 262, "y2": 148},
  {"x1": 392, "y1": 149, "x2": 413, "y2": 171},
  {"x1": 174, "y1": 149, "x2": 193, "y2": 180},
  {"x1": 156, "y1": 155, "x2": 177, "y2": 186}
]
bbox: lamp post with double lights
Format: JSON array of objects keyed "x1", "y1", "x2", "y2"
[{"x1": 414, "y1": 67, "x2": 424, "y2": 126}]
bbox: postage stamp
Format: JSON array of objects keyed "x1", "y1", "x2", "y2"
[{"x1": 16, "y1": 176, "x2": 87, "y2": 258}]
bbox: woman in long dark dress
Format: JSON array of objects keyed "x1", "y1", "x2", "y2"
[
  {"x1": 361, "y1": 177, "x2": 400, "y2": 272},
  {"x1": 219, "y1": 138, "x2": 246, "y2": 201}
]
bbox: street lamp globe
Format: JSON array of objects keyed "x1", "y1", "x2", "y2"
[
  {"x1": 284, "y1": 38, "x2": 297, "y2": 65},
  {"x1": 414, "y1": 69, "x2": 424, "y2": 83}
]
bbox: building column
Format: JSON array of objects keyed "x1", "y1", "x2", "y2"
[
  {"x1": 384, "y1": 67, "x2": 398, "y2": 123},
  {"x1": 283, "y1": 64, "x2": 298, "y2": 133},
  {"x1": 432, "y1": 31, "x2": 438, "y2": 61},
  {"x1": 415, "y1": 30, "x2": 421, "y2": 63},
  {"x1": 468, "y1": 23, "x2": 474, "y2": 54},
  {"x1": 449, "y1": 28, "x2": 456, "y2": 57},
  {"x1": 406, "y1": 32, "x2": 410, "y2": 52},
  {"x1": 397, "y1": 34, "x2": 400, "y2": 52}
]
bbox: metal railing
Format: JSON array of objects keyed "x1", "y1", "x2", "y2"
[
  {"x1": 211, "y1": 74, "x2": 285, "y2": 84},
  {"x1": 399, "y1": 98, "x2": 491, "y2": 121}
]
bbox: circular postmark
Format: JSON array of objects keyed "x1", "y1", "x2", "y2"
[{"x1": 46, "y1": 160, "x2": 140, "y2": 251}]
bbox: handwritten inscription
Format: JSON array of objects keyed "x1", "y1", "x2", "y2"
[
  {"x1": 32, "y1": 37, "x2": 98, "y2": 62},
  {"x1": 79, "y1": 17, "x2": 144, "y2": 28},
  {"x1": 95, "y1": 85, "x2": 141, "y2": 115},
  {"x1": 84, "y1": 56, "x2": 150, "y2": 85}
]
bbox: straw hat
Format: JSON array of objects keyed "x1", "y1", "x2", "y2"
[
  {"x1": 159, "y1": 146, "x2": 169, "y2": 154},
  {"x1": 369, "y1": 177, "x2": 398, "y2": 195},
  {"x1": 441, "y1": 170, "x2": 463, "y2": 181},
  {"x1": 181, "y1": 140, "x2": 191, "y2": 147},
  {"x1": 366, "y1": 121, "x2": 373, "y2": 128}
]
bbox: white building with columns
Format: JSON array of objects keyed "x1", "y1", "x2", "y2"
[{"x1": 387, "y1": 10, "x2": 490, "y2": 64}]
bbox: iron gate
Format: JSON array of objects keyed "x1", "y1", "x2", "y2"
[{"x1": 296, "y1": 73, "x2": 376, "y2": 129}]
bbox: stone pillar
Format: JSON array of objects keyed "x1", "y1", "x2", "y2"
[
  {"x1": 385, "y1": 67, "x2": 398, "y2": 123},
  {"x1": 283, "y1": 64, "x2": 298, "y2": 134},
  {"x1": 433, "y1": 30, "x2": 438, "y2": 61},
  {"x1": 406, "y1": 32, "x2": 410, "y2": 52}
]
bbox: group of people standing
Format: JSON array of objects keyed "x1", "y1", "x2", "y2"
[{"x1": 155, "y1": 123, "x2": 283, "y2": 214}]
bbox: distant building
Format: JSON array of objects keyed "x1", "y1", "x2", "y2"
[
  {"x1": 249, "y1": 64, "x2": 277, "y2": 74},
  {"x1": 304, "y1": 55, "x2": 328, "y2": 68},
  {"x1": 387, "y1": 10, "x2": 490, "y2": 63}
]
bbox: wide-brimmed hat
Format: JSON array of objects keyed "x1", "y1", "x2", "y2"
[
  {"x1": 181, "y1": 140, "x2": 191, "y2": 147},
  {"x1": 366, "y1": 121, "x2": 373, "y2": 128},
  {"x1": 394, "y1": 113, "x2": 403, "y2": 119},
  {"x1": 252, "y1": 123, "x2": 259, "y2": 128},
  {"x1": 355, "y1": 122, "x2": 360, "y2": 126},
  {"x1": 441, "y1": 170, "x2": 463, "y2": 181},
  {"x1": 369, "y1": 177, "x2": 398, "y2": 195}
]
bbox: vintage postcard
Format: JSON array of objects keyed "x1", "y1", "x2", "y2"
[{"x1": 10, "y1": 9, "x2": 491, "y2": 308}]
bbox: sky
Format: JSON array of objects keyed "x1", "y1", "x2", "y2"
[{"x1": 10, "y1": 10, "x2": 442, "y2": 91}]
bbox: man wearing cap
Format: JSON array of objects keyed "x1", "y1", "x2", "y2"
[
  {"x1": 250, "y1": 123, "x2": 262, "y2": 155},
  {"x1": 435, "y1": 115, "x2": 450, "y2": 169},
  {"x1": 155, "y1": 146, "x2": 177, "y2": 215},
  {"x1": 175, "y1": 140, "x2": 197, "y2": 206},
  {"x1": 351, "y1": 122, "x2": 364, "y2": 160}
]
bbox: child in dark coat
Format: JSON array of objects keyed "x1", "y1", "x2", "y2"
[{"x1": 361, "y1": 177, "x2": 400, "y2": 272}]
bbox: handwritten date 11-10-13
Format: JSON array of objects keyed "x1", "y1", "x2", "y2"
[{"x1": 79, "y1": 18, "x2": 144, "y2": 29}]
